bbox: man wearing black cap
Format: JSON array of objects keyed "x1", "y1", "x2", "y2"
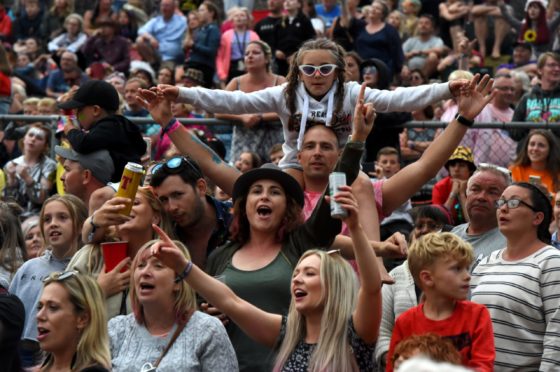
[
  {"x1": 497, "y1": 41, "x2": 537, "y2": 74},
  {"x1": 59, "y1": 80, "x2": 146, "y2": 183},
  {"x1": 55, "y1": 146, "x2": 115, "y2": 208}
]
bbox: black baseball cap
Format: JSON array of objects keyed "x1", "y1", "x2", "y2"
[{"x1": 58, "y1": 80, "x2": 120, "y2": 112}]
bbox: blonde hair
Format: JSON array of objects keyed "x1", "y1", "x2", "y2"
[
  {"x1": 274, "y1": 250, "x2": 359, "y2": 372},
  {"x1": 407, "y1": 232, "x2": 474, "y2": 286},
  {"x1": 448, "y1": 70, "x2": 473, "y2": 82},
  {"x1": 41, "y1": 272, "x2": 110, "y2": 371},
  {"x1": 78, "y1": 187, "x2": 175, "y2": 274},
  {"x1": 22, "y1": 97, "x2": 40, "y2": 106},
  {"x1": 130, "y1": 240, "x2": 197, "y2": 325},
  {"x1": 38, "y1": 97, "x2": 57, "y2": 110}
]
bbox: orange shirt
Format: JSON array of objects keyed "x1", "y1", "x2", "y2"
[{"x1": 509, "y1": 165, "x2": 557, "y2": 194}]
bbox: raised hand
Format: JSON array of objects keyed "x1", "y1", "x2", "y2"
[
  {"x1": 332, "y1": 185, "x2": 361, "y2": 230},
  {"x1": 151, "y1": 224, "x2": 189, "y2": 275},
  {"x1": 157, "y1": 84, "x2": 179, "y2": 101},
  {"x1": 456, "y1": 74, "x2": 495, "y2": 121},
  {"x1": 352, "y1": 83, "x2": 376, "y2": 142},
  {"x1": 136, "y1": 88, "x2": 173, "y2": 126},
  {"x1": 94, "y1": 197, "x2": 131, "y2": 227}
]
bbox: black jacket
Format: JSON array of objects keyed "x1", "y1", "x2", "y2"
[{"x1": 67, "y1": 114, "x2": 146, "y2": 182}]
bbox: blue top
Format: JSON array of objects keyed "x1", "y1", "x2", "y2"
[
  {"x1": 9, "y1": 250, "x2": 72, "y2": 341},
  {"x1": 138, "y1": 14, "x2": 187, "y2": 61},
  {"x1": 552, "y1": 231, "x2": 560, "y2": 249},
  {"x1": 188, "y1": 22, "x2": 221, "y2": 68},
  {"x1": 46, "y1": 69, "x2": 89, "y2": 94},
  {"x1": 315, "y1": 4, "x2": 341, "y2": 29},
  {"x1": 352, "y1": 21, "x2": 404, "y2": 81}
]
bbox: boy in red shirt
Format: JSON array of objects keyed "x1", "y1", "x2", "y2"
[{"x1": 387, "y1": 232, "x2": 494, "y2": 372}]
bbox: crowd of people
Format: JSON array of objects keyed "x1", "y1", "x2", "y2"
[{"x1": 1, "y1": 0, "x2": 560, "y2": 371}]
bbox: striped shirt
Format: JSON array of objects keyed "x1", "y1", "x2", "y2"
[{"x1": 470, "y1": 245, "x2": 560, "y2": 371}]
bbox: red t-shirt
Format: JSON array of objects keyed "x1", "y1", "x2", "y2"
[{"x1": 387, "y1": 301, "x2": 495, "y2": 372}]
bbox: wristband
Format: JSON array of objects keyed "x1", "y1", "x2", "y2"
[
  {"x1": 87, "y1": 212, "x2": 99, "y2": 243},
  {"x1": 161, "y1": 118, "x2": 181, "y2": 139},
  {"x1": 175, "y1": 261, "x2": 193, "y2": 283},
  {"x1": 454, "y1": 113, "x2": 474, "y2": 127}
]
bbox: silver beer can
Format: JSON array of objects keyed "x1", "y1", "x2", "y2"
[{"x1": 329, "y1": 172, "x2": 347, "y2": 219}]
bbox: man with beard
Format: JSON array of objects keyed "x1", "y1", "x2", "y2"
[
  {"x1": 451, "y1": 164, "x2": 509, "y2": 262},
  {"x1": 150, "y1": 157, "x2": 231, "y2": 269}
]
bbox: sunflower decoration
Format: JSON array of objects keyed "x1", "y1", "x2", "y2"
[{"x1": 524, "y1": 29, "x2": 537, "y2": 43}]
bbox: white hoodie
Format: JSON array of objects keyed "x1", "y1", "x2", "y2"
[{"x1": 178, "y1": 81, "x2": 452, "y2": 168}]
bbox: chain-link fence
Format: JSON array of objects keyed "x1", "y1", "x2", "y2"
[{"x1": 2, "y1": 115, "x2": 558, "y2": 163}]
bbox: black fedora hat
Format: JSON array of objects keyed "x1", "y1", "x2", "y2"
[{"x1": 232, "y1": 163, "x2": 304, "y2": 207}]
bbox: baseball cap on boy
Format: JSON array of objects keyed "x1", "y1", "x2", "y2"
[{"x1": 58, "y1": 80, "x2": 120, "y2": 112}]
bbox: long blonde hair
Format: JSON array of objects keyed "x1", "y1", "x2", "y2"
[
  {"x1": 274, "y1": 250, "x2": 359, "y2": 372},
  {"x1": 40, "y1": 272, "x2": 110, "y2": 371}
]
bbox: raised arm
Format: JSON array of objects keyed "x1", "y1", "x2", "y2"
[
  {"x1": 151, "y1": 225, "x2": 282, "y2": 348},
  {"x1": 381, "y1": 74, "x2": 495, "y2": 215},
  {"x1": 136, "y1": 87, "x2": 241, "y2": 196},
  {"x1": 335, "y1": 186, "x2": 382, "y2": 344}
]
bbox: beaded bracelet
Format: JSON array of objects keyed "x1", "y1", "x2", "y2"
[{"x1": 175, "y1": 261, "x2": 193, "y2": 283}]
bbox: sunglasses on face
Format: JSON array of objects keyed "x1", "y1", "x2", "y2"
[
  {"x1": 151, "y1": 156, "x2": 202, "y2": 179},
  {"x1": 495, "y1": 198, "x2": 537, "y2": 211},
  {"x1": 299, "y1": 64, "x2": 338, "y2": 77}
]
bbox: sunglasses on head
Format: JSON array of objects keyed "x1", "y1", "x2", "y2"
[
  {"x1": 151, "y1": 156, "x2": 202, "y2": 179},
  {"x1": 299, "y1": 64, "x2": 338, "y2": 77},
  {"x1": 43, "y1": 270, "x2": 78, "y2": 283}
]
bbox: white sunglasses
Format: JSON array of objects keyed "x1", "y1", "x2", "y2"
[{"x1": 299, "y1": 64, "x2": 338, "y2": 77}]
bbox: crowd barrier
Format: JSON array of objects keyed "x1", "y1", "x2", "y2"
[{"x1": 1, "y1": 115, "x2": 559, "y2": 166}]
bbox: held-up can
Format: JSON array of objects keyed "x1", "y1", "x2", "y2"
[
  {"x1": 329, "y1": 172, "x2": 347, "y2": 219},
  {"x1": 115, "y1": 162, "x2": 144, "y2": 216}
]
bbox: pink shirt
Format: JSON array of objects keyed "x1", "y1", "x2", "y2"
[{"x1": 302, "y1": 179, "x2": 386, "y2": 236}]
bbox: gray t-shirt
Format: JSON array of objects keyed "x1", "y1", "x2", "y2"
[
  {"x1": 109, "y1": 311, "x2": 239, "y2": 372},
  {"x1": 451, "y1": 224, "x2": 506, "y2": 261},
  {"x1": 9, "y1": 250, "x2": 72, "y2": 340},
  {"x1": 402, "y1": 36, "x2": 444, "y2": 70}
]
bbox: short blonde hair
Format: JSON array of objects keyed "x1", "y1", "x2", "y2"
[{"x1": 407, "y1": 232, "x2": 473, "y2": 286}]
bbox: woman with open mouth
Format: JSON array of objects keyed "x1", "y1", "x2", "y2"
[
  {"x1": 108, "y1": 238, "x2": 237, "y2": 371},
  {"x1": 149, "y1": 178, "x2": 382, "y2": 371},
  {"x1": 37, "y1": 271, "x2": 110, "y2": 372}
]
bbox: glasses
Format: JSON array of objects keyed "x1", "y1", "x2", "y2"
[
  {"x1": 495, "y1": 198, "x2": 537, "y2": 211},
  {"x1": 362, "y1": 66, "x2": 377, "y2": 75},
  {"x1": 43, "y1": 270, "x2": 78, "y2": 283},
  {"x1": 151, "y1": 156, "x2": 202, "y2": 179},
  {"x1": 298, "y1": 64, "x2": 338, "y2": 77}
]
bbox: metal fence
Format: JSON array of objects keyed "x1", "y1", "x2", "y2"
[{"x1": 1, "y1": 114, "x2": 558, "y2": 167}]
